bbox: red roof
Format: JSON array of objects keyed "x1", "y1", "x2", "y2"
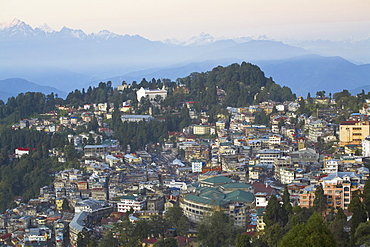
[
  {"x1": 142, "y1": 237, "x2": 157, "y2": 244},
  {"x1": 0, "y1": 233, "x2": 11, "y2": 240},
  {"x1": 249, "y1": 182, "x2": 275, "y2": 195},
  {"x1": 16, "y1": 147, "x2": 33, "y2": 151},
  {"x1": 175, "y1": 236, "x2": 194, "y2": 247},
  {"x1": 340, "y1": 121, "x2": 358, "y2": 125}
]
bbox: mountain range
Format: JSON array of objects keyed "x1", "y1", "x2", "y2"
[
  {"x1": 0, "y1": 78, "x2": 66, "y2": 102},
  {"x1": 0, "y1": 19, "x2": 370, "y2": 99}
]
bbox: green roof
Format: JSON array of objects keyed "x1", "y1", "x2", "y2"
[
  {"x1": 120, "y1": 195, "x2": 137, "y2": 200},
  {"x1": 184, "y1": 194, "x2": 226, "y2": 206},
  {"x1": 201, "y1": 191, "x2": 225, "y2": 201},
  {"x1": 257, "y1": 208, "x2": 265, "y2": 216},
  {"x1": 202, "y1": 176, "x2": 232, "y2": 184},
  {"x1": 224, "y1": 190, "x2": 254, "y2": 203},
  {"x1": 220, "y1": 183, "x2": 253, "y2": 189}
]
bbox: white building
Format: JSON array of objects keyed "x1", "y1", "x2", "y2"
[
  {"x1": 280, "y1": 168, "x2": 296, "y2": 184},
  {"x1": 255, "y1": 192, "x2": 268, "y2": 207},
  {"x1": 362, "y1": 136, "x2": 370, "y2": 157},
  {"x1": 117, "y1": 196, "x2": 146, "y2": 213},
  {"x1": 136, "y1": 87, "x2": 167, "y2": 102},
  {"x1": 323, "y1": 159, "x2": 339, "y2": 174},
  {"x1": 191, "y1": 160, "x2": 204, "y2": 173},
  {"x1": 257, "y1": 149, "x2": 282, "y2": 165}
]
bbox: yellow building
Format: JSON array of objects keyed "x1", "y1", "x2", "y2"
[
  {"x1": 55, "y1": 199, "x2": 64, "y2": 211},
  {"x1": 340, "y1": 120, "x2": 370, "y2": 146}
]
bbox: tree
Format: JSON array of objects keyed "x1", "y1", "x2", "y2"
[
  {"x1": 330, "y1": 208, "x2": 349, "y2": 247},
  {"x1": 197, "y1": 210, "x2": 239, "y2": 247},
  {"x1": 265, "y1": 223, "x2": 282, "y2": 247},
  {"x1": 98, "y1": 231, "x2": 118, "y2": 247},
  {"x1": 253, "y1": 110, "x2": 269, "y2": 126},
  {"x1": 313, "y1": 184, "x2": 327, "y2": 214},
  {"x1": 62, "y1": 198, "x2": 71, "y2": 211},
  {"x1": 362, "y1": 178, "x2": 370, "y2": 217},
  {"x1": 76, "y1": 228, "x2": 92, "y2": 247},
  {"x1": 354, "y1": 221, "x2": 370, "y2": 247},
  {"x1": 264, "y1": 195, "x2": 282, "y2": 227},
  {"x1": 278, "y1": 212, "x2": 335, "y2": 247},
  {"x1": 165, "y1": 206, "x2": 189, "y2": 236},
  {"x1": 153, "y1": 238, "x2": 177, "y2": 247},
  {"x1": 316, "y1": 91, "x2": 326, "y2": 98},
  {"x1": 235, "y1": 233, "x2": 251, "y2": 247},
  {"x1": 179, "y1": 105, "x2": 191, "y2": 130},
  {"x1": 281, "y1": 185, "x2": 293, "y2": 226},
  {"x1": 149, "y1": 215, "x2": 170, "y2": 238},
  {"x1": 348, "y1": 191, "x2": 367, "y2": 247}
]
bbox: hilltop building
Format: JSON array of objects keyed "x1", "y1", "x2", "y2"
[{"x1": 136, "y1": 87, "x2": 167, "y2": 102}]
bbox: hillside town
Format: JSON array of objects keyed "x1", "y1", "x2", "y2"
[{"x1": 1, "y1": 81, "x2": 370, "y2": 247}]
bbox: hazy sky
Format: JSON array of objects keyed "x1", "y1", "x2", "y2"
[{"x1": 1, "y1": 0, "x2": 370, "y2": 41}]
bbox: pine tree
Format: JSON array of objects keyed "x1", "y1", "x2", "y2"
[
  {"x1": 264, "y1": 195, "x2": 283, "y2": 227},
  {"x1": 348, "y1": 191, "x2": 367, "y2": 247},
  {"x1": 313, "y1": 184, "x2": 327, "y2": 214}
]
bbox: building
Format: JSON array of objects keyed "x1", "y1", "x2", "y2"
[
  {"x1": 323, "y1": 159, "x2": 339, "y2": 174},
  {"x1": 280, "y1": 168, "x2": 296, "y2": 184},
  {"x1": 15, "y1": 147, "x2": 35, "y2": 158},
  {"x1": 181, "y1": 186, "x2": 254, "y2": 227},
  {"x1": 257, "y1": 149, "x2": 282, "y2": 165},
  {"x1": 136, "y1": 87, "x2": 167, "y2": 102},
  {"x1": 69, "y1": 212, "x2": 91, "y2": 247},
  {"x1": 117, "y1": 196, "x2": 146, "y2": 213},
  {"x1": 192, "y1": 125, "x2": 214, "y2": 135},
  {"x1": 84, "y1": 145, "x2": 108, "y2": 157},
  {"x1": 299, "y1": 172, "x2": 363, "y2": 210},
  {"x1": 191, "y1": 160, "x2": 204, "y2": 173},
  {"x1": 362, "y1": 136, "x2": 370, "y2": 157},
  {"x1": 340, "y1": 120, "x2": 370, "y2": 146},
  {"x1": 120, "y1": 115, "x2": 154, "y2": 122},
  {"x1": 290, "y1": 148, "x2": 319, "y2": 163}
]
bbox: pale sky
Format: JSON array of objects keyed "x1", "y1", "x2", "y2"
[{"x1": 1, "y1": 0, "x2": 370, "y2": 41}]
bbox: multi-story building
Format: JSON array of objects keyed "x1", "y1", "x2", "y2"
[
  {"x1": 181, "y1": 186, "x2": 254, "y2": 227},
  {"x1": 362, "y1": 135, "x2": 370, "y2": 157},
  {"x1": 191, "y1": 160, "x2": 204, "y2": 173},
  {"x1": 280, "y1": 168, "x2": 296, "y2": 184},
  {"x1": 299, "y1": 172, "x2": 363, "y2": 210},
  {"x1": 340, "y1": 120, "x2": 370, "y2": 146},
  {"x1": 117, "y1": 196, "x2": 146, "y2": 213},
  {"x1": 323, "y1": 159, "x2": 339, "y2": 174},
  {"x1": 257, "y1": 149, "x2": 282, "y2": 165},
  {"x1": 136, "y1": 87, "x2": 167, "y2": 102}
]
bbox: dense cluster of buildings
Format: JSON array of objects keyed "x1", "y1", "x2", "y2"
[{"x1": 2, "y1": 87, "x2": 370, "y2": 245}]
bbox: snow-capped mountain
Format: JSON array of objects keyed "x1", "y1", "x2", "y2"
[
  {"x1": 90, "y1": 30, "x2": 119, "y2": 40},
  {"x1": 36, "y1": 23, "x2": 55, "y2": 33},
  {"x1": 58, "y1": 26, "x2": 87, "y2": 40},
  {"x1": 0, "y1": 18, "x2": 35, "y2": 37},
  {"x1": 0, "y1": 19, "x2": 131, "y2": 41},
  {"x1": 0, "y1": 18, "x2": 368, "y2": 96},
  {"x1": 182, "y1": 32, "x2": 216, "y2": 46}
]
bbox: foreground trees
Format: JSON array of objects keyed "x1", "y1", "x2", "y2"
[
  {"x1": 279, "y1": 212, "x2": 336, "y2": 247},
  {"x1": 197, "y1": 210, "x2": 243, "y2": 247}
]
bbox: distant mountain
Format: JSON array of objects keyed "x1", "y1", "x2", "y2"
[
  {"x1": 98, "y1": 55, "x2": 370, "y2": 98},
  {"x1": 255, "y1": 55, "x2": 370, "y2": 96},
  {"x1": 0, "y1": 19, "x2": 311, "y2": 89},
  {"x1": 0, "y1": 78, "x2": 66, "y2": 102},
  {"x1": 98, "y1": 58, "x2": 241, "y2": 86},
  {"x1": 289, "y1": 39, "x2": 370, "y2": 64},
  {"x1": 1, "y1": 19, "x2": 369, "y2": 95}
]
